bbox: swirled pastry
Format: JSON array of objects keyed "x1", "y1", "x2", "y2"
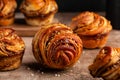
[
  {"x1": 0, "y1": 0, "x2": 17, "y2": 26},
  {"x1": 20, "y1": 0, "x2": 58, "y2": 26},
  {"x1": 32, "y1": 23, "x2": 83, "y2": 69},
  {"x1": 89, "y1": 46, "x2": 120, "y2": 80},
  {"x1": 0, "y1": 28, "x2": 25, "y2": 71},
  {"x1": 70, "y1": 11, "x2": 112, "y2": 49}
]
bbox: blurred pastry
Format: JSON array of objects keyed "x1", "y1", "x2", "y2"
[
  {"x1": 0, "y1": 28, "x2": 25, "y2": 71},
  {"x1": 32, "y1": 23, "x2": 83, "y2": 69},
  {"x1": 70, "y1": 11, "x2": 112, "y2": 49},
  {"x1": 89, "y1": 46, "x2": 120, "y2": 80},
  {"x1": 0, "y1": 0, "x2": 17, "y2": 26},
  {"x1": 20, "y1": 0, "x2": 58, "y2": 26}
]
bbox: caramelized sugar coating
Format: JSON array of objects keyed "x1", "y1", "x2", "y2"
[
  {"x1": 20, "y1": 0, "x2": 58, "y2": 26},
  {"x1": 89, "y1": 46, "x2": 120, "y2": 80},
  {"x1": 70, "y1": 11, "x2": 112, "y2": 49},
  {"x1": 0, "y1": 28, "x2": 25, "y2": 71},
  {"x1": 32, "y1": 23, "x2": 83, "y2": 69},
  {"x1": 0, "y1": 0, "x2": 17, "y2": 26}
]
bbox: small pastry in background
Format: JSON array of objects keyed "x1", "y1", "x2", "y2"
[
  {"x1": 0, "y1": 28, "x2": 25, "y2": 71},
  {"x1": 0, "y1": 0, "x2": 17, "y2": 26},
  {"x1": 32, "y1": 23, "x2": 83, "y2": 69},
  {"x1": 89, "y1": 46, "x2": 120, "y2": 80},
  {"x1": 70, "y1": 11, "x2": 112, "y2": 49},
  {"x1": 20, "y1": 0, "x2": 58, "y2": 26}
]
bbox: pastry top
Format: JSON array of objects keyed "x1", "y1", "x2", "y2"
[
  {"x1": 20, "y1": 0, "x2": 58, "y2": 17},
  {"x1": 0, "y1": 28, "x2": 25, "y2": 57},
  {"x1": 70, "y1": 11, "x2": 112, "y2": 36},
  {"x1": 89, "y1": 46, "x2": 120, "y2": 78},
  {"x1": 32, "y1": 23, "x2": 83, "y2": 69},
  {"x1": 0, "y1": 0, "x2": 17, "y2": 17}
]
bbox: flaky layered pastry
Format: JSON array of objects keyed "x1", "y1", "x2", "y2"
[
  {"x1": 70, "y1": 11, "x2": 112, "y2": 49},
  {"x1": 89, "y1": 46, "x2": 120, "y2": 80},
  {"x1": 0, "y1": 28, "x2": 25, "y2": 71},
  {"x1": 32, "y1": 23, "x2": 83, "y2": 69},
  {"x1": 0, "y1": 0, "x2": 17, "y2": 26},
  {"x1": 20, "y1": 0, "x2": 58, "y2": 26}
]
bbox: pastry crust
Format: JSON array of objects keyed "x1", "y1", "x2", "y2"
[
  {"x1": 20, "y1": 0, "x2": 58, "y2": 26},
  {"x1": 89, "y1": 46, "x2": 120, "y2": 80},
  {"x1": 0, "y1": 28, "x2": 25, "y2": 71},
  {"x1": 32, "y1": 23, "x2": 83, "y2": 69},
  {"x1": 0, "y1": 0, "x2": 17, "y2": 26},
  {"x1": 70, "y1": 11, "x2": 112, "y2": 49}
]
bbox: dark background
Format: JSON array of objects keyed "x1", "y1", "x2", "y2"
[{"x1": 17, "y1": 0, "x2": 106, "y2": 12}]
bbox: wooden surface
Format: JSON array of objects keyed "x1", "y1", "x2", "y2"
[
  {"x1": 0, "y1": 13, "x2": 58, "y2": 37},
  {"x1": 0, "y1": 12, "x2": 105, "y2": 37}
]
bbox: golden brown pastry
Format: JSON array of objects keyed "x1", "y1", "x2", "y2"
[
  {"x1": 0, "y1": 0, "x2": 17, "y2": 26},
  {"x1": 32, "y1": 23, "x2": 83, "y2": 69},
  {"x1": 20, "y1": 0, "x2": 58, "y2": 26},
  {"x1": 89, "y1": 46, "x2": 120, "y2": 80},
  {"x1": 70, "y1": 11, "x2": 112, "y2": 49},
  {"x1": 0, "y1": 28, "x2": 25, "y2": 71}
]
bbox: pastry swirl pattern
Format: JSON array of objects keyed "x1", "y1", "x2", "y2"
[
  {"x1": 20, "y1": 0, "x2": 58, "y2": 17},
  {"x1": 89, "y1": 46, "x2": 120, "y2": 80},
  {"x1": 70, "y1": 11, "x2": 112, "y2": 48},
  {"x1": 0, "y1": 0, "x2": 17, "y2": 18},
  {"x1": 71, "y1": 11, "x2": 112, "y2": 36},
  {"x1": 0, "y1": 28, "x2": 25, "y2": 71},
  {"x1": 32, "y1": 23, "x2": 83, "y2": 69}
]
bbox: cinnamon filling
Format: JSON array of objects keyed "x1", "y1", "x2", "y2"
[
  {"x1": 106, "y1": 59, "x2": 120, "y2": 72},
  {"x1": 79, "y1": 32, "x2": 108, "y2": 40},
  {"x1": 94, "y1": 55, "x2": 120, "y2": 77}
]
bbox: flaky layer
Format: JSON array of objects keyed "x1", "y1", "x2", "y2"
[
  {"x1": 20, "y1": 0, "x2": 58, "y2": 17},
  {"x1": 0, "y1": 28, "x2": 25, "y2": 71},
  {"x1": 0, "y1": 28, "x2": 25, "y2": 56},
  {"x1": 70, "y1": 11, "x2": 112, "y2": 49},
  {"x1": 0, "y1": 0, "x2": 17, "y2": 17},
  {"x1": 0, "y1": 0, "x2": 17, "y2": 26},
  {"x1": 25, "y1": 12, "x2": 54, "y2": 26},
  {"x1": 32, "y1": 23, "x2": 83, "y2": 69},
  {"x1": 89, "y1": 46, "x2": 120, "y2": 80},
  {"x1": 70, "y1": 11, "x2": 112, "y2": 36}
]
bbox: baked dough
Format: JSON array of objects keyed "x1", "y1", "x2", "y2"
[
  {"x1": 89, "y1": 46, "x2": 120, "y2": 80},
  {"x1": 0, "y1": 0, "x2": 17, "y2": 26},
  {"x1": 32, "y1": 23, "x2": 83, "y2": 69},
  {"x1": 70, "y1": 11, "x2": 112, "y2": 49},
  {"x1": 20, "y1": 0, "x2": 58, "y2": 26},
  {"x1": 0, "y1": 28, "x2": 25, "y2": 71}
]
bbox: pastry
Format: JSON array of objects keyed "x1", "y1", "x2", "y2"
[
  {"x1": 20, "y1": 0, "x2": 58, "y2": 26},
  {"x1": 89, "y1": 46, "x2": 120, "y2": 80},
  {"x1": 70, "y1": 11, "x2": 112, "y2": 49},
  {"x1": 32, "y1": 23, "x2": 83, "y2": 69},
  {"x1": 0, "y1": 0, "x2": 17, "y2": 26},
  {"x1": 0, "y1": 28, "x2": 25, "y2": 71}
]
